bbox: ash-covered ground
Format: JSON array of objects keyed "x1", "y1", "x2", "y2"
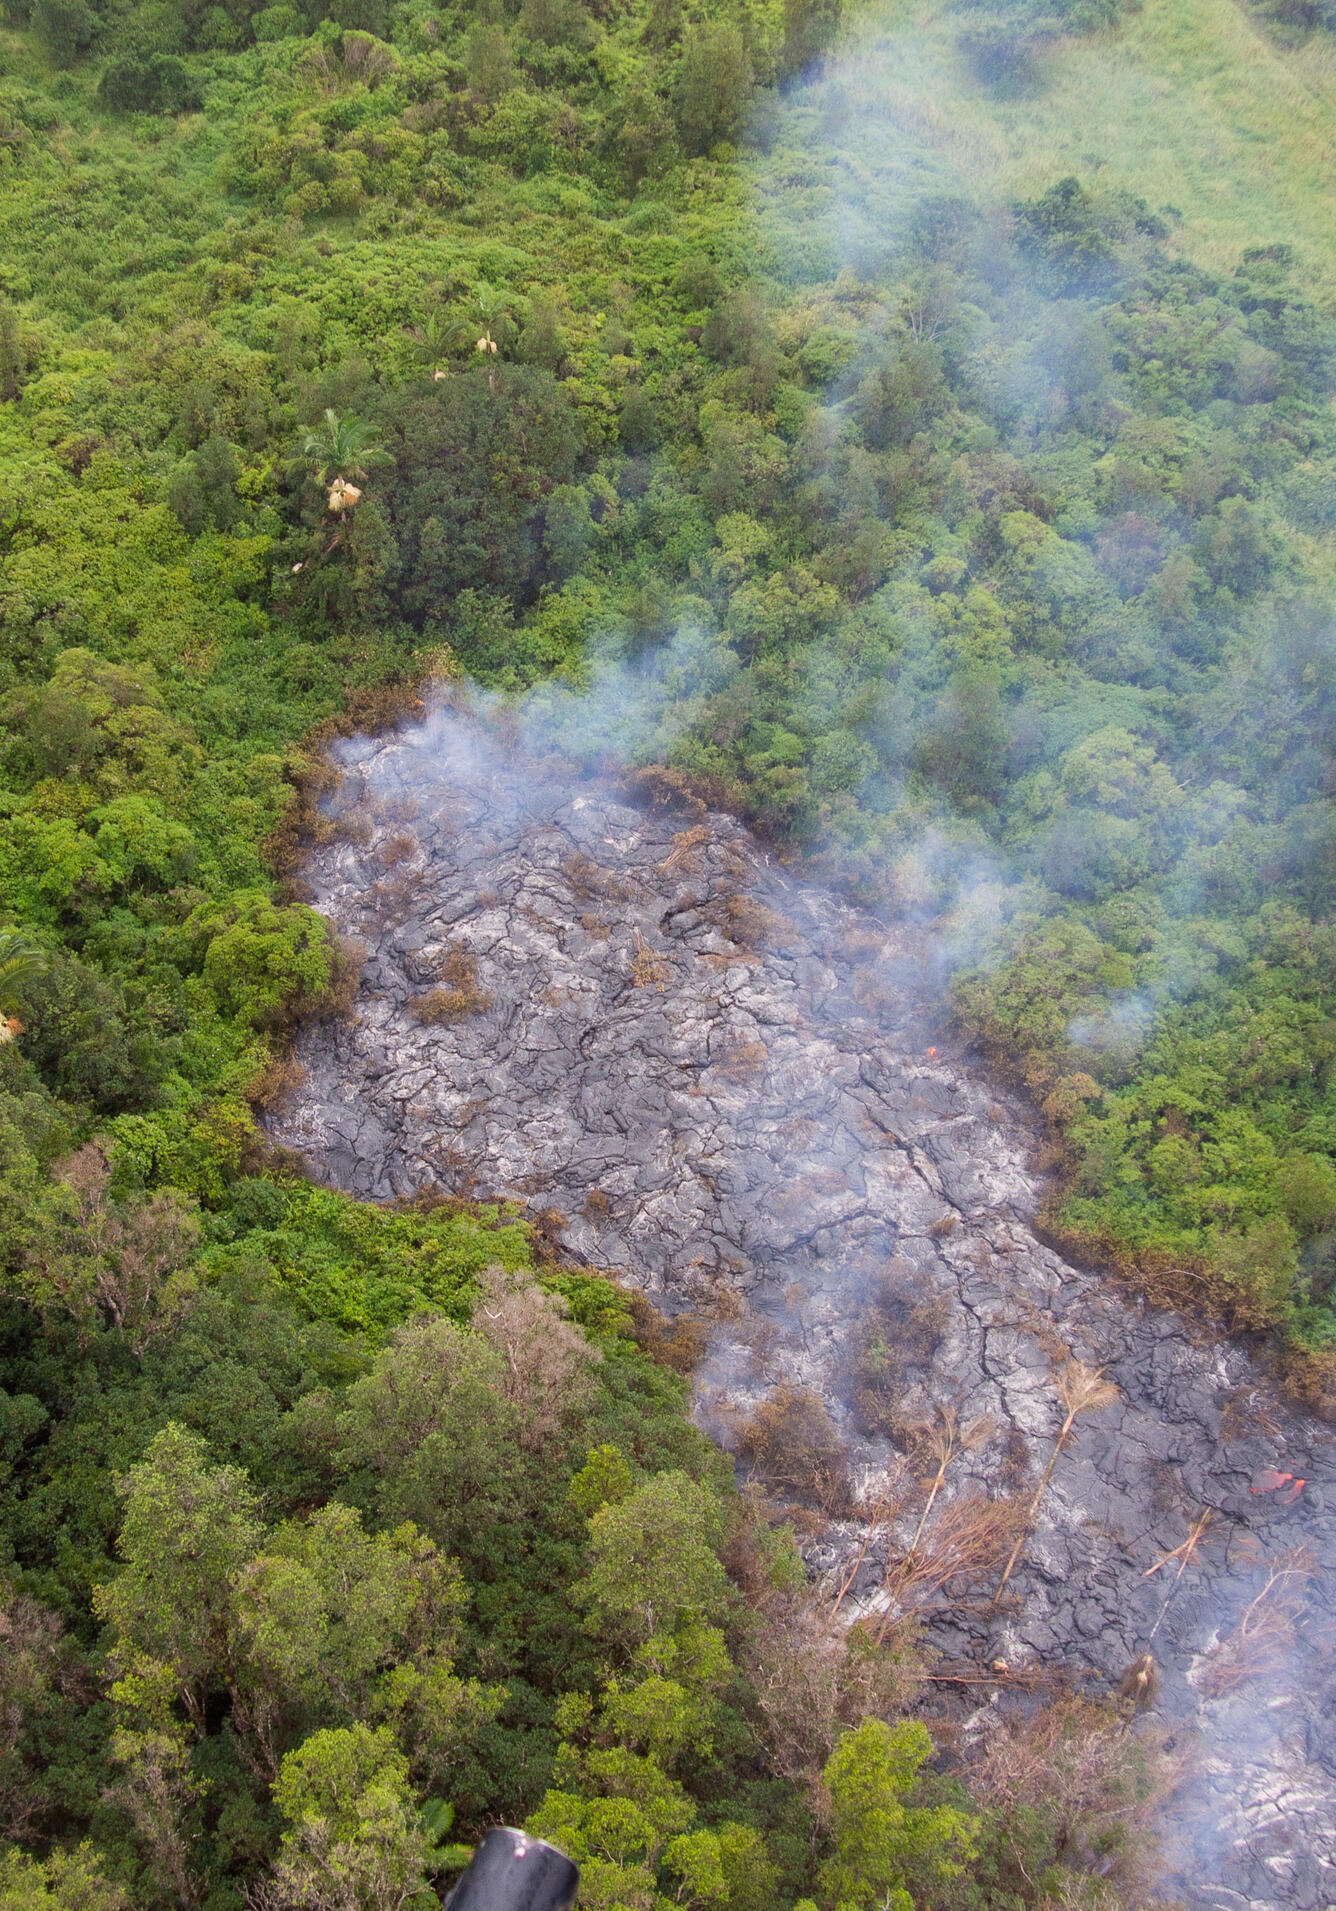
[{"x1": 271, "y1": 707, "x2": 1336, "y2": 1911}]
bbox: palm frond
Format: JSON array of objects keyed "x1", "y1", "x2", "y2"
[{"x1": 0, "y1": 929, "x2": 48, "y2": 1017}]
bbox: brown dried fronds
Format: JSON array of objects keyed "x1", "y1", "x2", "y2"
[
  {"x1": 582, "y1": 1188, "x2": 613, "y2": 1220},
  {"x1": 742, "y1": 1599, "x2": 929, "y2": 1789},
  {"x1": 425, "y1": 1145, "x2": 478, "y2": 1195},
  {"x1": 1199, "y1": 1546, "x2": 1316, "y2": 1696},
  {"x1": 717, "y1": 1037, "x2": 768, "y2": 1084},
  {"x1": 1144, "y1": 1508, "x2": 1214, "y2": 1582},
  {"x1": 413, "y1": 947, "x2": 492, "y2": 1023},
  {"x1": 246, "y1": 1052, "x2": 306, "y2": 1113},
  {"x1": 903, "y1": 1405, "x2": 997, "y2": 1557},
  {"x1": 880, "y1": 1491, "x2": 1027, "y2": 1639},
  {"x1": 768, "y1": 1173, "x2": 852, "y2": 1237},
  {"x1": 996, "y1": 1361, "x2": 1120, "y2": 1600},
  {"x1": 1116, "y1": 1652, "x2": 1161, "y2": 1718},
  {"x1": 1220, "y1": 1383, "x2": 1281, "y2": 1445},
  {"x1": 303, "y1": 932, "x2": 365, "y2": 1025},
  {"x1": 1000, "y1": 1424, "x2": 1031, "y2": 1489},
  {"x1": 1057, "y1": 1358, "x2": 1120, "y2": 1420},
  {"x1": 617, "y1": 762, "x2": 733, "y2": 820},
  {"x1": 365, "y1": 794, "x2": 421, "y2": 829},
  {"x1": 778, "y1": 1114, "x2": 823, "y2": 1152},
  {"x1": 838, "y1": 922, "x2": 886, "y2": 960},
  {"x1": 715, "y1": 895, "x2": 799, "y2": 951},
  {"x1": 842, "y1": 1612, "x2": 930, "y2": 1718},
  {"x1": 378, "y1": 832, "x2": 416, "y2": 868},
  {"x1": 661, "y1": 824, "x2": 710, "y2": 876},
  {"x1": 562, "y1": 851, "x2": 623, "y2": 901},
  {"x1": 363, "y1": 874, "x2": 415, "y2": 918},
  {"x1": 700, "y1": 948, "x2": 759, "y2": 975},
  {"x1": 529, "y1": 1207, "x2": 569, "y2": 1257},
  {"x1": 679, "y1": 1264, "x2": 747, "y2": 1324},
  {"x1": 623, "y1": 1290, "x2": 709, "y2": 1374},
  {"x1": 848, "y1": 1268, "x2": 951, "y2": 1437},
  {"x1": 630, "y1": 933, "x2": 671, "y2": 989},
  {"x1": 1038, "y1": 1206, "x2": 1280, "y2": 1342},
  {"x1": 1279, "y1": 1343, "x2": 1336, "y2": 1420},
  {"x1": 1147, "y1": 1454, "x2": 1187, "y2": 1515},
  {"x1": 825, "y1": 1477, "x2": 912, "y2": 1619},
  {"x1": 967, "y1": 1693, "x2": 1183, "y2": 1904},
  {"x1": 265, "y1": 673, "x2": 444, "y2": 880},
  {"x1": 735, "y1": 1384, "x2": 852, "y2": 1515},
  {"x1": 407, "y1": 1186, "x2": 475, "y2": 1221},
  {"x1": 994, "y1": 1290, "x2": 1072, "y2": 1366},
  {"x1": 743, "y1": 1610, "x2": 849, "y2": 1787}
]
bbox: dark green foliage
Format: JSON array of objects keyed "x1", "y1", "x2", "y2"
[
  {"x1": 0, "y1": 301, "x2": 39, "y2": 403},
  {"x1": 674, "y1": 22, "x2": 753, "y2": 154},
  {"x1": 166, "y1": 438, "x2": 240, "y2": 535},
  {"x1": 18, "y1": 954, "x2": 176, "y2": 1116},
  {"x1": 1013, "y1": 176, "x2": 1166, "y2": 288},
  {"x1": 377, "y1": 367, "x2": 581, "y2": 618},
  {"x1": 31, "y1": 0, "x2": 95, "y2": 61},
  {"x1": 954, "y1": 0, "x2": 1138, "y2": 87},
  {"x1": 96, "y1": 52, "x2": 200, "y2": 112},
  {"x1": 781, "y1": 0, "x2": 842, "y2": 77}
]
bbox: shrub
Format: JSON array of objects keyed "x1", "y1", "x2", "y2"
[
  {"x1": 97, "y1": 53, "x2": 202, "y2": 113},
  {"x1": 32, "y1": 0, "x2": 95, "y2": 62},
  {"x1": 674, "y1": 22, "x2": 752, "y2": 154},
  {"x1": 166, "y1": 438, "x2": 239, "y2": 534}
]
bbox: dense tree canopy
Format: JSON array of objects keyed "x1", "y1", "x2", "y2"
[{"x1": 377, "y1": 366, "x2": 582, "y2": 616}]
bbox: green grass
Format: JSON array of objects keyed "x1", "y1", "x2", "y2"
[{"x1": 838, "y1": 0, "x2": 1336, "y2": 289}]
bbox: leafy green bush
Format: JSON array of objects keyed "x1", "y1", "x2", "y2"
[{"x1": 184, "y1": 892, "x2": 339, "y2": 1032}]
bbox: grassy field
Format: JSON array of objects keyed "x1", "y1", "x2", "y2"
[{"x1": 835, "y1": 0, "x2": 1336, "y2": 291}]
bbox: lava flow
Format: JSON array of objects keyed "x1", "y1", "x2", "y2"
[{"x1": 270, "y1": 704, "x2": 1336, "y2": 1911}]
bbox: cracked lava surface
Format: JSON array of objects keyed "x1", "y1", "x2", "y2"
[{"x1": 270, "y1": 706, "x2": 1336, "y2": 1911}]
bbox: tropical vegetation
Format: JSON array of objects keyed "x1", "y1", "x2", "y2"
[{"x1": 2, "y1": 0, "x2": 1336, "y2": 1894}]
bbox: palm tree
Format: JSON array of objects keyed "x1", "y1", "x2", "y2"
[
  {"x1": 0, "y1": 929, "x2": 47, "y2": 1041},
  {"x1": 406, "y1": 310, "x2": 451, "y2": 379},
  {"x1": 298, "y1": 409, "x2": 381, "y2": 486},
  {"x1": 994, "y1": 1359, "x2": 1119, "y2": 1600},
  {"x1": 448, "y1": 281, "x2": 522, "y2": 385}
]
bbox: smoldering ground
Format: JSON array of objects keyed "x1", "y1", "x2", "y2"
[{"x1": 270, "y1": 702, "x2": 1336, "y2": 1910}]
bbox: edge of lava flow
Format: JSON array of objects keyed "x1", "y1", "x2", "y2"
[{"x1": 270, "y1": 703, "x2": 1336, "y2": 1911}]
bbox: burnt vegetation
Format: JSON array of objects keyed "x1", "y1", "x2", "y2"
[
  {"x1": 849, "y1": 1265, "x2": 953, "y2": 1439},
  {"x1": 735, "y1": 1382, "x2": 854, "y2": 1513},
  {"x1": 412, "y1": 946, "x2": 493, "y2": 1023}
]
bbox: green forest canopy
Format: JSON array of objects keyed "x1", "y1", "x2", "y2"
[{"x1": 3, "y1": 0, "x2": 1336, "y2": 1896}]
